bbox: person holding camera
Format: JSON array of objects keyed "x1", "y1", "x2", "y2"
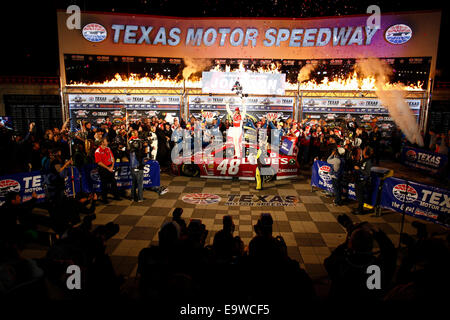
[
  {"x1": 352, "y1": 146, "x2": 373, "y2": 215},
  {"x1": 328, "y1": 147, "x2": 346, "y2": 206},
  {"x1": 213, "y1": 215, "x2": 244, "y2": 261},
  {"x1": 249, "y1": 213, "x2": 286, "y2": 261},
  {"x1": 324, "y1": 215, "x2": 397, "y2": 301},
  {"x1": 128, "y1": 130, "x2": 146, "y2": 202},
  {"x1": 95, "y1": 137, "x2": 120, "y2": 204},
  {"x1": 247, "y1": 213, "x2": 315, "y2": 305}
]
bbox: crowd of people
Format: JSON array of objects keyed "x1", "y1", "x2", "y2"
[
  {"x1": 1, "y1": 113, "x2": 449, "y2": 304},
  {"x1": 1, "y1": 112, "x2": 449, "y2": 208},
  {"x1": 2, "y1": 111, "x2": 446, "y2": 177},
  {"x1": 1, "y1": 195, "x2": 449, "y2": 304}
]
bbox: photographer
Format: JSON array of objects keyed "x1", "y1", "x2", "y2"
[
  {"x1": 246, "y1": 213, "x2": 315, "y2": 305},
  {"x1": 213, "y1": 215, "x2": 243, "y2": 262},
  {"x1": 47, "y1": 192, "x2": 97, "y2": 235},
  {"x1": 352, "y1": 146, "x2": 373, "y2": 215},
  {"x1": 327, "y1": 147, "x2": 346, "y2": 206},
  {"x1": 385, "y1": 222, "x2": 450, "y2": 302},
  {"x1": 44, "y1": 215, "x2": 121, "y2": 299},
  {"x1": 324, "y1": 215, "x2": 396, "y2": 301},
  {"x1": 128, "y1": 130, "x2": 146, "y2": 202},
  {"x1": 0, "y1": 191, "x2": 39, "y2": 243},
  {"x1": 95, "y1": 138, "x2": 120, "y2": 204}
]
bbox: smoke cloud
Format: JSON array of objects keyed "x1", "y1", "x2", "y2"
[
  {"x1": 356, "y1": 58, "x2": 424, "y2": 147},
  {"x1": 182, "y1": 58, "x2": 211, "y2": 80},
  {"x1": 297, "y1": 63, "x2": 317, "y2": 83}
]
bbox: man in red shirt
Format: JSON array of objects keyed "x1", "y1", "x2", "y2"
[{"x1": 95, "y1": 138, "x2": 120, "y2": 203}]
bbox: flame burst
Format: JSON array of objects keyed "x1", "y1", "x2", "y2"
[{"x1": 67, "y1": 63, "x2": 423, "y2": 91}]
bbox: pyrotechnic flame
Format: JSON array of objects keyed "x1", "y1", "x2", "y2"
[
  {"x1": 67, "y1": 63, "x2": 423, "y2": 91},
  {"x1": 299, "y1": 72, "x2": 423, "y2": 91},
  {"x1": 356, "y1": 58, "x2": 424, "y2": 146}
]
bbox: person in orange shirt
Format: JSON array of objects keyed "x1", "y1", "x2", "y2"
[{"x1": 95, "y1": 138, "x2": 120, "y2": 204}]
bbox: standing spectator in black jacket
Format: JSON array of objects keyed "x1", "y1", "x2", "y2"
[
  {"x1": 370, "y1": 126, "x2": 382, "y2": 165},
  {"x1": 353, "y1": 146, "x2": 373, "y2": 215},
  {"x1": 128, "y1": 130, "x2": 146, "y2": 202}
]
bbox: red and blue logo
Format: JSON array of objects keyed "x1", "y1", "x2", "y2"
[
  {"x1": 385, "y1": 24, "x2": 412, "y2": 45},
  {"x1": 82, "y1": 23, "x2": 107, "y2": 43},
  {"x1": 405, "y1": 149, "x2": 417, "y2": 161},
  {"x1": 318, "y1": 165, "x2": 332, "y2": 181},
  {"x1": 393, "y1": 184, "x2": 418, "y2": 203},
  {"x1": 182, "y1": 193, "x2": 221, "y2": 205},
  {"x1": 0, "y1": 179, "x2": 21, "y2": 196}
]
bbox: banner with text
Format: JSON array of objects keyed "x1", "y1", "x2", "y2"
[
  {"x1": 400, "y1": 146, "x2": 448, "y2": 175},
  {"x1": 380, "y1": 177, "x2": 450, "y2": 227},
  {"x1": 0, "y1": 167, "x2": 80, "y2": 206},
  {"x1": 311, "y1": 160, "x2": 379, "y2": 205},
  {"x1": 80, "y1": 160, "x2": 160, "y2": 193},
  {"x1": 202, "y1": 72, "x2": 285, "y2": 95}
]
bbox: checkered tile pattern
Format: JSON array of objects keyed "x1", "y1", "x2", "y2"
[{"x1": 22, "y1": 171, "x2": 448, "y2": 281}]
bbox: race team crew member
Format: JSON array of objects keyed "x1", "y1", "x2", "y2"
[
  {"x1": 226, "y1": 103, "x2": 247, "y2": 158},
  {"x1": 255, "y1": 145, "x2": 276, "y2": 190},
  {"x1": 95, "y1": 137, "x2": 121, "y2": 203}
]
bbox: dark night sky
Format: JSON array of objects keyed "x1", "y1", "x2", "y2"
[{"x1": 0, "y1": 0, "x2": 449, "y2": 80}]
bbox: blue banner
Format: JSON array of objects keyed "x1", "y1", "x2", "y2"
[
  {"x1": 311, "y1": 160, "x2": 379, "y2": 206},
  {"x1": 80, "y1": 160, "x2": 160, "y2": 193},
  {"x1": 380, "y1": 177, "x2": 450, "y2": 227},
  {"x1": 280, "y1": 137, "x2": 294, "y2": 155},
  {"x1": 400, "y1": 146, "x2": 448, "y2": 175},
  {"x1": 0, "y1": 167, "x2": 80, "y2": 206}
]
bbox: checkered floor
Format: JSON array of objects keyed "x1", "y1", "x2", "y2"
[{"x1": 22, "y1": 170, "x2": 448, "y2": 283}]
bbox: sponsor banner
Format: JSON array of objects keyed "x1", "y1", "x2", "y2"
[
  {"x1": 69, "y1": 94, "x2": 181, "y2": 128},
  {"x1": 188, "y1": 96, "x2": 294, "y2": 106},
  {"x1": 189, "y1": 104, "x2": 293, "y2": 112},
  {"x1": 80, "y1": 160, "x2": 160, "y2": 193},
  {"x1": 202, "y1": 72, "x2": 286, "y2": 95},
  {"x1": 68, "y1": 94, "x2": 181, "y2": 105},
  {"x1": 400, "y1": 146, "x2": 448, "y2": 175},
  {"x1": 188, "y1": 95, "x2": 293, "y2": 123},
  {"x1": 225, "y1": 194, "x2": 299, "y2": 206},
  {"x1": 311, "y1": 160, "x2": 379, "y2": 205},
  {"x1": 380, "y1": 177, "x2": 450, "y2": 227},
  {"x1": 280, "y1": 136, "x2": 295, "y2": 155},
  {"x1": 302, "y1": 98, "x2": 421, "y2": 115},
  {"x1": 126, "y1": 110, "x2": 180, "y2": 123},
  {"x1": 0, "y1": 167, "x2": 80, "y2": 206},
  {"x1": 57, "y1": 11, "x2": 440, "y2": 61}
]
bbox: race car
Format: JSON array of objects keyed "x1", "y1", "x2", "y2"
[{"x1": 171, "y1": 142, "x2": 299, "y2": 180}]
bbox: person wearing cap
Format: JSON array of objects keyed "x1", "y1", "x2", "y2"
[
  {"x1": 290, "y1": 122, "x2": 300, "y2": 139},
  {"x1": 328, "y1": 147, "x2": 346, "y2": 206},
  {"x1": 226, "y1": 103, "x2": 247, "y2": 158}
]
